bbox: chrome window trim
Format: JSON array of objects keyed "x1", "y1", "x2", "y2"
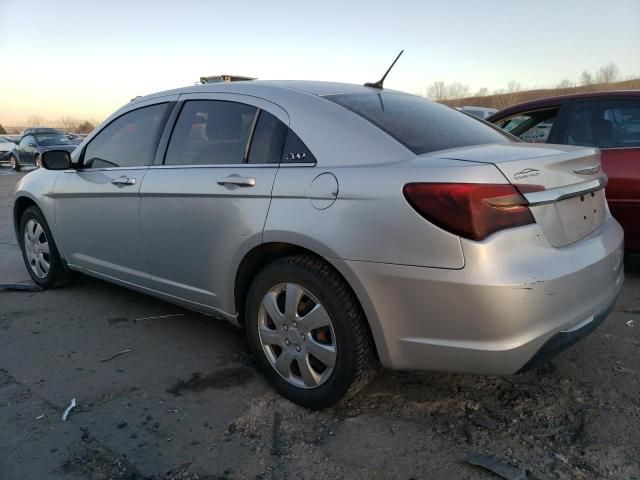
[
  {"x1": 66, "y1": 166, "x2": 150, "y2": 173},
  {"x1": 278, "y1": 162, "x2": 316, "y2": 167},
  {"x1": 145, "y1": 162, "x2": 316, "y2": 170},
  {"x1": 148, "y1": 163, "x2": 278, "y2": 170},
  {"x1": 524, "y1": 176, "x2": 608, "y2": 206},
  {"x1": 600, "y1": 146, "x2": 640, "y2": 151}
]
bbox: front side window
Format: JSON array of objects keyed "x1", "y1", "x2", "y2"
[
  {"x1": 327, "y1": 92, "x2": 511, "y2": 155},
  {"x1": 493, "y1": 107, "x2": 559, "y2": 143},
  {"x1": 165, "y1": 100, "x2": 257, "y2": 165},
  {"x1": 20, "y1": 135, "x2": 35, "y2": 147},
  {"x1": 82, "y1": 103, "x2": 168, "y2": 169},
  {"x1": 567, "y1": 99, "x2": 640, "y2": 149}
]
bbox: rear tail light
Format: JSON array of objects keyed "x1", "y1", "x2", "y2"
[{"x1": 402, "y1": 183, "x2": 538, "y2": 241}]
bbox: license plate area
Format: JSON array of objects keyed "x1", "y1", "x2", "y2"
[{"x1": 529, "y1": 189, "x2": 606, "y2": 247}]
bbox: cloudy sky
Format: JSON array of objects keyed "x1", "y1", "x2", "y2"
[{"x1": 0, "y1": 0, "x2": 639, "y2": 125}]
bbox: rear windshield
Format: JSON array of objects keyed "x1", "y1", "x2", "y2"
[{"x1": 326, "y1": 92, "x2": 511, "y2": 155}]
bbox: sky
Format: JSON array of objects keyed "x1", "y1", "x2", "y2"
[{"x1": 0, "y1": 0, "x2": 639, "y2": 126}]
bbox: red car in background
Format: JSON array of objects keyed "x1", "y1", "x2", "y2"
[{"x1": 488, "y1": 91, "x2": 640, "y2": 249}]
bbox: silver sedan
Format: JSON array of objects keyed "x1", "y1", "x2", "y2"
[{"x1": 13, "y1": 80, "x2": 624, "y2": 408}]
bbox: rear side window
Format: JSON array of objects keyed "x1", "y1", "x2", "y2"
[
  {"x1": 282, "y1": 129, "x2": 316, "y2": 163},
  {"x1": 326, "y1": 92, "x2": 511, "y2": 155},
  {"x1": 494, "y1": 107, "x2": 559, "y2": 143},
  {"x1": 247, "y1": 110, "x2": 287, "y2": 164},
  {"x1": 246, "y1": 110, "x2": 316, "y2": 164},
  {"x1": 83, "y1": 103, "x2": 168, "y2": 169},
  {"x1": 165, "y1": 100, "x2": 257, "y2": 165},
  {"x1": 566, "y1": 99, "x2": 640, "y2": 149}
]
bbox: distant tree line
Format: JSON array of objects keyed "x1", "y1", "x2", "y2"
[
  {"x1": 19, "y1": 115, "x2": 97, "y2": 134},
  {"x1": 426, "y1": 62, "x2": 623, "y2": 101}
]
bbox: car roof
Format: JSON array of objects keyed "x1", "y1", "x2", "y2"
[
  {"x1": 488, "y1": 90, "x2": 640, "y2": 120},
  {"x1": 21, "y1": 127, "x2": 63, "y2": 136},
  {"x1": 133, "y1": 80, "x2": 407, "y2": 104}
]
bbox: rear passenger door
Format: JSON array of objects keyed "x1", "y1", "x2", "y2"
[
  {"x1": 139, "y1": 94, "x2": 289, "y2": 315},
  {"x1": 564, "y1": 97, "x2": 640, "y2": 248}
]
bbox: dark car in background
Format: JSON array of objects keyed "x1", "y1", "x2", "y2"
[
  {"x1": 488, "y1": 91, "x2": 640, "y2": 249},
  {"x1": 9, "y1": 128, "x2": 77, "y2": 171}
]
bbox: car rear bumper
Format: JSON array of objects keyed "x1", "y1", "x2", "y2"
[{"x1": 332, "y1": 214, "x2": 624, "y2": 375}]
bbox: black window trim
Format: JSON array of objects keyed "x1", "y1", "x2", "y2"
[{"x1": 77, "y1": 101, "x2": 174, "y2": 171}]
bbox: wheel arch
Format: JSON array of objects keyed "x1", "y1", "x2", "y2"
[
  {"x1": 234, "y1": 241, "x2": 386, "y2": 364},
  {"x1": 13, "y1": 195, "x2": 39, "y2": 238}
]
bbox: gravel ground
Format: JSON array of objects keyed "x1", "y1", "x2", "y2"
[{"x1": 1, "y1": 169, "x2": 639, "y2": 479}]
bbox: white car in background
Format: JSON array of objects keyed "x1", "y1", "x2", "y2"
[{"x1": 0, "y1": 135, "x2": 18, "y2": 165}]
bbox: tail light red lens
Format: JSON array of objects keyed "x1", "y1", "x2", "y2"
[{"x1": 402, "y1": 183, "x2": 536, "y2": 241}]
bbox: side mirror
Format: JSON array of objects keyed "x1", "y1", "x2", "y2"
[{"x1": 41, "y1": 150, "x2": 72, "y2": 170}]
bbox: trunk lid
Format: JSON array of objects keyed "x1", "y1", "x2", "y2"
[{"x1": 429, "y1": 143, "x2": 608, "y2": 247}]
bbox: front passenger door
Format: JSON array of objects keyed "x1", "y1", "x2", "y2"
[
  {"x1": 18, "y1": 135, "x2": 36, "y2": 164},
  {"x1": 54, "y1": 100, "x2": 174, "y2": 287}
]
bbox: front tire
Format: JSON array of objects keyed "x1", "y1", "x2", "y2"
[
  {"x1": 10, "y1": 154, "x2": 20, "y2": 171},
  {"x1": 245, "y1": 255, "x2": 376, "y2": 409},
  {"x1": 19, "y1": 206, "x2": 71, "y2": 288}
]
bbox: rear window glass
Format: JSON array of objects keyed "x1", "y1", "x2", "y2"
[{"x1": 326, "y1": 92, "x2": 511, "y2": 154}]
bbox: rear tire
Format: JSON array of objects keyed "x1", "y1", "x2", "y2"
[
  {"x1": 18, "y1": 206, "x2": 72, "y2": 288},
  {"x1": 10, "y1": 154, "x2": 20, "y2": 171},
  {"x1": 245, "y1": 255, "x2": 377, "y2": 409}
]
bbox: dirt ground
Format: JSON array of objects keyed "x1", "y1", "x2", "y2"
[{"x1": 1, "y1": 169, "x2": 639, "y2": 480}]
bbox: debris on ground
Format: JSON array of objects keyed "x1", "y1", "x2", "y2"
[
  {"x1": 0, "y1": 282, "x2": 42, "y2": 292},
  {"x1": 466, "y1": 453, "x2": 528, "y2": 480},
  {"x1": 35, "y1": 413, "x2": 45, "y2": 420},
  {"x1": 62, "y1": 398, "x2": 77, "y2": 421},
  {"x1": 612, "y1": 365, "x2": 635, "y2": 374},
  {"x1": 134, "y1": 313, "x2": 184, "y2": 322},
  {"x1": 627, "y1": 319, "x2": 635, "y2": 327},
  {"x1": 99, "y1": 349, "x2": 131, "y2": 363},
  {"x1": 271, "y1": 411, "x2": 282, "y2": 456}
]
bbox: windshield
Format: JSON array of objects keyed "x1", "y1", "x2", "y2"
[
  {"x1": 326, "y1": 92, "x2": 512, "y2": 155},
  {"x1": 35, "y1": 133, "x2": 73, "y2": 146}
]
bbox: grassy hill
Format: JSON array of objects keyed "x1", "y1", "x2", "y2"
[{"x1": 441, "y1": 78, "x2": 640, "y2": 111}]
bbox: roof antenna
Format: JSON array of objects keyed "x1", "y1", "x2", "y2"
[{"x1": 365, "y1": 50, "x2": 404, "y2": 89}]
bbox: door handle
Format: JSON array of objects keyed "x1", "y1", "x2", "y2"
[
  {"x1": 217, "y1": 175, "x2": 256, "y2": 187},
  {"x1": 111, "y1": 175, "x2": 137, "y2": 186}
]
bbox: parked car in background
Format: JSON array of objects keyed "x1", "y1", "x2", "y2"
[
  {"x1": 66, "y1": 133, "x2": 87, "y2": 145},
  {"x1": 14, "y1": 81, "x2": 623, "y2": 408},
  {"x1": 9, "y1": 128, "x2": 77, "y2": 171},
  {"x1": 0, "y1": 135, "x2": 17, "y2": 164},
  {"x1": 457, "y1": 106, "x2": 498, "y2": 119},
  {"x1": 488, "y1": 91, "x2": 640, "y2": 249}
]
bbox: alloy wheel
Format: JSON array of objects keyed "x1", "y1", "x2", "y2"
[
  {"x1": 258, "y1": 283, "x2": 337, "y2": 388},
  {"x1": 23, "y1": 219, "x2": 50, "y2": 278}
]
